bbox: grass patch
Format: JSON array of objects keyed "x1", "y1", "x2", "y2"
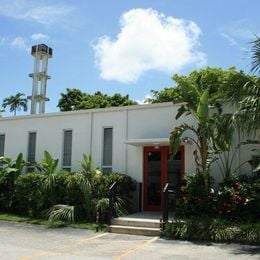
[{"x1": 0, "y1": 212, "x2": 106, "y2": 231}]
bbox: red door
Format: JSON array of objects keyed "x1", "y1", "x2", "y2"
[{"x1": 143, "y1": 146, "x2": 184, "y2": 211}]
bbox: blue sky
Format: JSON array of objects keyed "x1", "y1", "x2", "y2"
[{"x1": 0, "y1": 0, "x2": 259, "y2": 115}]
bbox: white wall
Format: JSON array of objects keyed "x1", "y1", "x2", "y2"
[{"x1": 0, "y1": 102, "x2": 255, "y2": 183}]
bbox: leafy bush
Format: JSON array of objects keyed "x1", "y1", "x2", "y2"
[
  {"x1": 0, "y1": 153, "x2": 26, "y2": 211},
  {"x1": 216, "y1": 175, "x2": 260, "y2": 220},
  {"x1": 1, "y1": 168, "x2": 135, "y2": 222},
  {"x1": 164, "y1": 217, "x2": 260, "y2": 245},
  {"x1": 89, "y1": 172, "x2": 135, "y2": 221},
  {"x1": 176, "y1": 173, "x2": 259, "y2": 220},
  {"x1": 13, "y1": 173, "x2": 45, "y2": 217},
  {"x1": 176, "y1": 173, "x2": 216, "y2": 217}
]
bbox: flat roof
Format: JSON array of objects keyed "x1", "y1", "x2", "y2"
[{"x1": 0, "y1": 102, "x2": 185, "y2": 122}]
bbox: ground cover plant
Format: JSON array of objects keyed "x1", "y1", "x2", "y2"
[{"x1": 164, "y1": 217, "x2": 260, "y2": 245}]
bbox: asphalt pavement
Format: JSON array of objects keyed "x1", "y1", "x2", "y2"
[{"x1": 0, "y1": 221, "x2": 259, "y2": 259}]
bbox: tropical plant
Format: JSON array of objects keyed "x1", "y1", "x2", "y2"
[
  {"x1": 45, "y1": 174, "x2": 92, "y2": 223},
  {"x1": 211, "y1": 113, "x2": 259, "y2": 179},
  {"x1": 57, "y1": 88, "x2": 137, "y2": 111},
  {"x1": 0, "y1": 153, "x2": 26, "y2": 211},
  {"x1": 0, "y1": 153, "x2": 25, "y2": 177},
  {"x1": 164, "y1": 217, "x2": 260, "y2": 244},
  {"x1": 45, "y1": 205, "x2": 76, "y2": 222},
  {"x1": 233, "y1": 77, "x2": 260, "y2": 132},
  {"x1": 169, "y1": 80, "x2": 214, "y2": 191},
  {"x1": 36, "y1": 151, "x2": 59, "y2": 175},
  {"x1": 148, "y1": 67, "x2": 253, "y2": 105},
  {"x1": 251, "y1": 36, "x2": 260, "y2": 75},
  {"x1": 2, "y1": 92, "x2": 28, "y2": 116},
  {"x1": 34, "y1": 151, "x2": 61, "y2": 207},
  {"x1": 45, "y1": 172, "x2": 131, "y2": 223}
]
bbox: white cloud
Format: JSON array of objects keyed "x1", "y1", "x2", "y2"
[
  {"x1": 135, "y1": 94, "x2": 152, "y2": 104},
  {"x1": 221, "y1": 33, "x2": 239, "y2": 47},
  {"x1": 93, "y1": 8, "x2": 206, "y2": 83},
  {"x1": 0, "y1": 0, "x2": 75, "y2": 26},
  {"x1": 11, "y1": 37, "x2": 30, "y2": 52},
  {"x1": 221, "y1": 19, "x2": 256, "y2": 41},
  {"x1": 220, "y1": 19, "x2": 259, "y2": 51},
  {"x1": 31, "y1": 33, "x2": 49, "y2": 41}
]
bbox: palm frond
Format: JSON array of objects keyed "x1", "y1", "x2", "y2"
[
  {"x1": 46, "y1": 204, "x2": 75, "y2": 222},
  {"x1": 251, "y1": 36, "x2": 260, "y2": 75}
]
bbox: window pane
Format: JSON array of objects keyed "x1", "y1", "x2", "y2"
[
  {"x1": 28, "y1": 132, "x2": 36, "y2": 162},
  {"x1": 0, "y1": 134, "x2": 5, "y2": 157},
  {"x1": 103, "y1": 128, "x2": 112, "y2": 166},
  {"x1": 63, "y1": 130, "x2": 72, "y2": 166},
  {"x1": 0, "y1": 134, "x2": 5, "y2": 167}
]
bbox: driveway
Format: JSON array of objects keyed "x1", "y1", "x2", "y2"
[{"x1": 0, "y1": 221, "x2": 259, "y2": 259}]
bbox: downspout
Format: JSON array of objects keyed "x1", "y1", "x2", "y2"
[
  {"x1": 124, "y1": 109, "x2": 128, "y2": 174},
  {"x1": 90, "y1": 112, "x2": 93, "y2": 156}
]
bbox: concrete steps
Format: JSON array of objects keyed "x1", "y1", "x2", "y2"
[{"x1": 109, "y1": 217, "x2": 161, "y2": 236}]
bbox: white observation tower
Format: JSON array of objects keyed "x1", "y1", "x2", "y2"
[{"x1": 28, "y1": 44, "x2": 53, "y2": 114}]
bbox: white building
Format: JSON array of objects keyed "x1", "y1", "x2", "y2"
[{"x1": 0, "y1": 102, "x2": 257, "y2": 211}]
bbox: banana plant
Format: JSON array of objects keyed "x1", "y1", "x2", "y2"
[
  {"x1": 0, "y1": 153, "x2": 25, "y2": 184},
  {"x1": 35, "y1": 151, "x2": 60, "y2": 203},
  {"x1": 170, "y1": 83, "x2": 213, "y2": 191},
  {"x1": 36, "y1": 151, "x2": 59, "y2": 175}
]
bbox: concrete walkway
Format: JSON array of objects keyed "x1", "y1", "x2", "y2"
[{"x1": 0, "y1": 221, "x2": 259, "y2": 259}]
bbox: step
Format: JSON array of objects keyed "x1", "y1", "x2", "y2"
[
  {"x1": 109, "y1": 225, "x2": 160, "y2": 236},
  {"x1": 111, "y1": 217, "x2": 161, "y2": 229}
]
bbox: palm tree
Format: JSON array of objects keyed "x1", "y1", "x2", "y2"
[
  {"x1": 169, "y1": 77, "x2": 214, "y2": 191},
  {"x1": 2, "y1": 92, "x2": 28, "y2": 116},
  {"x1": 251, "y1": 36, "x2": 260, "y2": 75},
  {"x1": 231, "y1": 37, "x2": 260, "y2": 133}
]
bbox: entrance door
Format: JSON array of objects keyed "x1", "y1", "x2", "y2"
[{"x1": 143, "y1": 146, "x2": 184, "y2": 211}]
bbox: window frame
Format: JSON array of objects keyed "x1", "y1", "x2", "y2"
[
  {"x1": 27, "y1": 131, "x2": 37, "y2": 172},
  {"x1": 62, "y1": 129, "x2": 73, "y2": 171},
  {"x1": 102, "y1": 127, "x2": 113, "y2": 174},
  {"x1": 0, "y1": 134, "x2": 5, "y2": 167}
]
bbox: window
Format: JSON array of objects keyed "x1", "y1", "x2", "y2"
[
  {"x1": 0, "y1": 134, "x2": 5, "y2": 167},
  {"x1": 27, "y1": 132, "x2": 36, "y2": 172},
  {"x1": 102, "y1": 128, "x2": 113, "y2": 174},
  {"x1": 28, "y1": 132, "x2": 36, "y2": 162},
  {"x1": 62, "y1": 130, "x2": 72, "y2": 171}
]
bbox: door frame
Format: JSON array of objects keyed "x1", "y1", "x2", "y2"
[{"x1": 143, "y1": 146, "x2": 184, "y2": 211}]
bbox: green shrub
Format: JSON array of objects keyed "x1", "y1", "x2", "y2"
[
  {"x1": 13, "y1": 173, "x2": 45, "y2": 216},
  {"x1": 176, "y1": 173, "x2": 216, "y2": 217},
  {"x1": 1, "y1": 158, "x2": 135, "y2": 222},
  {"x1": 216, "y1": 174, "x2": 260, "y2": 220},
  {"x1": 12, "y1": 172, "x2": 70, "y2": 217},
  {"x1": 89, "y1": 172, "x2": 135, "y2": 222},
  {"x1": 239, "y1": 223, "x2": 260, "y2": 244},
  {"x1": 164, "y1": 217, "x2": 260, "y2": 245},
  {"x1": 0, "y1": 170, "x2": 17, "y2": 211},
  {"x1": 92, "y1": 172, "x2": 135, "y2": 211},
  {"x1": 176, "y1": 174, "x2": 260, "y2": 220}
]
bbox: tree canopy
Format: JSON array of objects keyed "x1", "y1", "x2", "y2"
[
  {"x1": 147, "y1": 67, "x2": 256, "y2": 106},
  {"x1": 2, "y1": 92, "x2": 28, "y2": 116},
  {"x1": 57, "y1": 89, "x2": 137, "y2": 111}
]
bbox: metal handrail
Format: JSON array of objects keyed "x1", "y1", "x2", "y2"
[
  {"x1": 162, "y1": 183, "x2": 174, "y2": 230},
  {"x1": 108, "y1": 181, "x2": 117, "y2": 225}
]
